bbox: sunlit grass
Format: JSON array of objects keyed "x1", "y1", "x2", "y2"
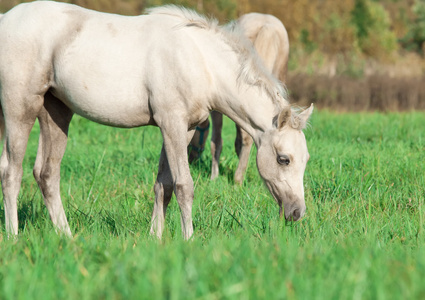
[{"x1": 0, "y1": 111, "x2": 424, "y2": 299}]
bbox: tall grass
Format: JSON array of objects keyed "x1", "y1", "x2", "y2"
[{"x1": 0, "y1": 111, "x2": 424, "y2": 299}]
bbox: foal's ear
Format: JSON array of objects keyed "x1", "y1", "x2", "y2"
[
  {"x1": 277, "y1": 106, "x2": 291, "y2": 130},
  {"x1": 296, "y1": 104, "x2": 314, "y2": 130}
]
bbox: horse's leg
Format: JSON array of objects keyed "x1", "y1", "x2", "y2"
[
  {"x1": 0, "y1": 93, "x2": 43, "y2": 235},
  {"x1": 188, "y1": 119, "x2": 210, "y2": 163},
  {"x1": 33, "y1": 92, "x2": 73, "y2": 236},
  {"x1": 159, "y1": 123, "x2": 195, "y2": 240},
  {"x1": 151, "y1": 129, "x2": 196, "y2": 239},
  {"x1": 234, "y1": 125, "x2": 253, "y2": 185},
  {"x1": 0, "y1": 105, "x2": 5, "y2": 142},
  {"x1": 150, "y1": 145, "x2": 174, "y2": 239},
  {"x1": 210, "y1": 111, "x2": 223, "y2": 180}
]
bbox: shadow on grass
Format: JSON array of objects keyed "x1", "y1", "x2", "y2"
[
  {"x1": 0, "y1": 197, "x2": 50, "y2": 233},
  {"x1": 0, "y1": 198, "x2": 147, "y2": 236}
]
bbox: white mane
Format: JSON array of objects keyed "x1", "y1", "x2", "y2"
[
  {"x1": 147, "y1": 6, "x2": 288, "y2": 107},
  {"x1": 146, "y1": 5, "x2": 218, "y2": 30}
]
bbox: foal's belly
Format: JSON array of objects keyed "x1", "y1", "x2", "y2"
[{"x1": 50, "y1": 84, "x2": 154, "y2": 128}]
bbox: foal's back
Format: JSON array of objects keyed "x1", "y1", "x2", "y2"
[{"x1": 0, "y1": 2, "x2": 229, "y2": 129}]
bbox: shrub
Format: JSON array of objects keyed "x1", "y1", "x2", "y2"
[{"x1": 287, "y1": 73, "x2": 425, "y2": 111}]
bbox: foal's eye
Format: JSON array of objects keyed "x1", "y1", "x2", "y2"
[{"x1": 277, "y1": 155, "x2": 290, "y2": 166}]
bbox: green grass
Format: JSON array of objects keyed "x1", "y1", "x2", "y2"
[{"x1": 0, "y1": 111, "x2": 424, "y2": 299}]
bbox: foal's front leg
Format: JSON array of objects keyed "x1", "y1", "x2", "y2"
[{"x1": 159, "y1": 126, "x2": 195, "y2": 240}]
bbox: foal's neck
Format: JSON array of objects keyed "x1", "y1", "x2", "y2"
[{"x1": 215, "y1": 84, "x2": 282, "y2": 146}]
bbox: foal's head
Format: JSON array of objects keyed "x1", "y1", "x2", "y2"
[{"x1": 256, "y1": 105, "x2": 313, "y2": 221}]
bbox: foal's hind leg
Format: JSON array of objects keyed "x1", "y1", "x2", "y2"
[
  {"x1": 234, "y1": 125, "x2": 253, "y2": 185},
  {"x1": 0, "y1": 93, "x2": 44, "y2": 235},
  {"x1": 150, "y1": 145, "x2": 174, "y2": 239},
  {"x1": 33, "y1": 92, "x2": 73, "y2": 236},
  {"x1": 210, "y1": 111, "x2": 223, "y2": 180}
]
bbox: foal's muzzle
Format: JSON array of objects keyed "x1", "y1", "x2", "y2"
[{"x1": 284, "y1": 204, "x2": 306, "y2": 222}]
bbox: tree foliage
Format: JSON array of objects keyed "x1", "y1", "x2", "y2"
[
  {"x1": 351, "y1": 0, "x2": 397, "y2": 58},
  {"x1": 400, "y1": 0, "x2": 425, "y2": 54}
]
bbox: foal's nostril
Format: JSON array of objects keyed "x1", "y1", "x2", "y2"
[
  {"x1": 286, "y1": 208, "x2": 303, "y2": 221},
  {"x1": 292, "y1": 209, "x2": 301, "y2": 221},
  {"x1": 283, "y1": 204, "x2": 305, "y2": 222}
]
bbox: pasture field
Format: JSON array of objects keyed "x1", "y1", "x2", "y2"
[{"x1": 0, "y1": 110, "x2": 424, "y2": 299}]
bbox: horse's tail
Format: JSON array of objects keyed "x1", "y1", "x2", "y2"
[
  {"x1": 253, "y1": 24, "x2": 278, "y2": 74},
  {"x1": 253, "y1": 23, "x2": 289, "y2": 83}
]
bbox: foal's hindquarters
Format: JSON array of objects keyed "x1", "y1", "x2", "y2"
[{"x1": 0, "y1": 10, "x2": 70, "y2": 235}]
